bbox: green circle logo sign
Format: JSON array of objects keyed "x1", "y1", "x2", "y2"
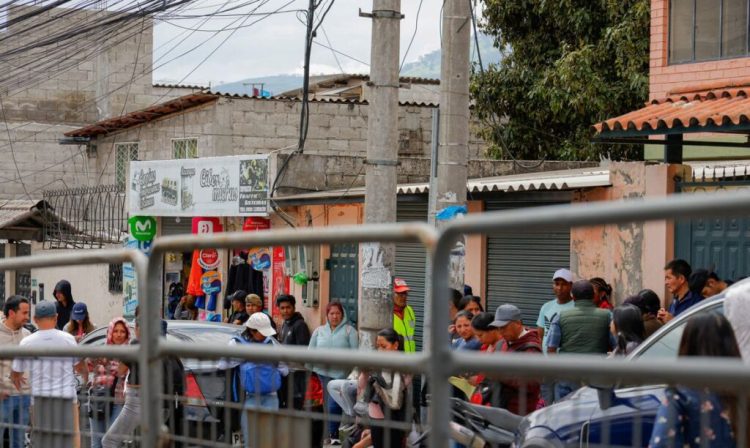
[{"x1": 129, "y1": 216, "x2": 157, "y2": 241}]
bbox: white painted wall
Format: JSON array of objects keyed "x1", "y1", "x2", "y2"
[{"x1": 30, "y1": 243, "x2": 123, "y2": 329}]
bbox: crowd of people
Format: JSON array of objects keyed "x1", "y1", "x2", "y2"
[{"x1": 1, "y1": 257, "x2": 748, "y2": 448}]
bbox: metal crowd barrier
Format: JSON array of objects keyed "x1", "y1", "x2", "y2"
[{"x1": 1, "y1": 190, "x2": 750, "y2": 447}]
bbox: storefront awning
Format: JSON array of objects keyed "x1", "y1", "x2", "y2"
[{"x1": 275, "y1": 167, "x2": 611, "y2": 204}]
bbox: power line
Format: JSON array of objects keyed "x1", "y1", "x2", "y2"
[
  {"x1": 319, "y1": 25, "x2": 344, "y2": 74},
  {"x1": 0, "y1": 95, "x2": 31, "y2": 199},
  {"x1": 399, "y1": 0, "x2": 423, "y2": 74}
]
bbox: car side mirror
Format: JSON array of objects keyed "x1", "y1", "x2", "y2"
[{"x1": 595, "y1": 386, "x2": 616, "y2": 410}]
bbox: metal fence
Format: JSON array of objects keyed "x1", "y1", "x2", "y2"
[{"x1": 1, "y1": 190, "x2": 750, "y2": 448}]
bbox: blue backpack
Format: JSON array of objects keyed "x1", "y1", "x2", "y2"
[{"x1": 234, "y1": 337, "x2": 282, "y2": 395}]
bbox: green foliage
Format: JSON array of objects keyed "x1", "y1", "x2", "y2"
[{"x1": 472, "y1": 0, "x2": 649, "y2": 161}]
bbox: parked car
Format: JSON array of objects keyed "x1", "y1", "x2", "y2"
[
  {"x1": 79, "y1": 320, "x2": 244, "y2": 445},
  {"x1": 514, "y1": 281, "x2": 741, "y2": 448}
]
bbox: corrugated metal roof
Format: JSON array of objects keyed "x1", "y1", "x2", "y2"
[
  {"x1": 153, "y1": 83, "x2": 209, "y2": 90},
  {"x1": 594, "y1": 80, "x2": 750, "y2": 135},
  {"x1": 687, "y1": 160, "x2": 750, "y2": 180},
  {"x1": 276, "y1": 167, "x2": 611, "y2": 202}
]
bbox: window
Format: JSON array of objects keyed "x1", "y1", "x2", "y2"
[
  {"x1": 109, "y1": 263, "x2": 123, "y2": 293},
  {"x1": 172, "y1": 138, "x2": 198, "y2": 159},
  {"x1": 115, "y1": 143, "x2": 139, "y2": 189},
  {"x1": 669, "y1": 0, "x2": 749, "y2": 63}
]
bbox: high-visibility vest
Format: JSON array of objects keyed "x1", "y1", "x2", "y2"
[{"x1": 393, "y1": 305, "x2": 417, "y2": 352}]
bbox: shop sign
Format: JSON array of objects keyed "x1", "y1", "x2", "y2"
[
  {"x1": 201, "y1": 270, "x2": 222, "y2": 295},
  {"x1": 129, "y1": 155, "x2": 269, "y2": 217},
  {"x1": 198, "y1": 249, "x2": 220, "y2": 270},
  {"x1": 128, "y1": 216, "x2": 157, "y2": 241}
]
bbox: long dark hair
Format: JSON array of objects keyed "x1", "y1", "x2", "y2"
[
  {"x1": 678, "y1": 312, "x2": 743, "y2": 435},
  {"x1": 678, "y1": 312, "x2": 741, "y2": 358},
  {"x1": 377, "y1": 327, "x2": 404, "y2": 352},
  {"x1": 612, "y1": 305, "x2": 645, "y2": 354},
  {"x1": 458, "y1": 295, "x2": 484, "y2": 312}
]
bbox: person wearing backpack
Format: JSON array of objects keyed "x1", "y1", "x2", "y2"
[
  {"x1": 219, "y1": 312, "x2": 288, "y2": 447},
  {"x1": 308, "y1": 301, "x2": 358, "y2": 446}
]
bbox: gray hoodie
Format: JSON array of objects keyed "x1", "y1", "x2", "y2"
[{"x1": 0, "y1": 318, "x2": 30, "y2": 395}]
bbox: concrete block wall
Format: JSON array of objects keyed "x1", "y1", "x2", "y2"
[
  {"x1": 650, "y1": 0, "x2": 750, "y2": 100},
  {"x1": 1, "y1": 6, "x2": 154, "y2": 123},
  {"x1": 94, "y1": 102, "x2": 218, "y2": 185},
  {"x1": 0, "y1": 122, "x2": 92, "y2": 199}
]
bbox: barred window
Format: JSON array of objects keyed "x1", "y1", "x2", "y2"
[
  {"x1": 115, "y1": 143, "x2": 139, "y2": 189},
  {"x1": 109, "y1": 263, "x2": 123, "y2": 293},
  {"x1": 172, "y1": 138, "x2": 198, "y2": 159}
]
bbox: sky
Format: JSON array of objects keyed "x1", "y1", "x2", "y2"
[{"x1": 152, "y1": 0, "x2": 443, "y2": 86}]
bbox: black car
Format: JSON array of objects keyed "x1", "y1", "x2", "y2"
[{"x1": 79, "y1": 320, "x2": 244, "y2": 445}]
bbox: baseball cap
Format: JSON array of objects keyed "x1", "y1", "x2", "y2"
[
  {"x1": 490, "y1": 304, "x2": 522, "y2": 328},
  {"x1": 71, "y1": 302, "x2": 88, "y2": 321},
  {"x1": 245, "y1": 312, "x2": 276, "y2": 337},
  {"x1": 35, "y1": 301, "x2": 57, "y2": 318},
  {"x1": 229, "y1": 290, "x2": 247, "y2": 302},
  {"x1": 552, "y1": 268, "x2": 573, "y2": 283},
  {"x1": 394, "y1": 278, "x2": 410, "y2": 293}
]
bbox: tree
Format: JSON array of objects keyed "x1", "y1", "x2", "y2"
[{"x1": 472, "y1": 0, "x2": 649, "y2": 161}]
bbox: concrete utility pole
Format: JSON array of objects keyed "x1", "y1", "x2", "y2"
[
  {"x1": 359, "y1": 0, "x2": 402, "y2": 349},
  {"x1": 434, "y1": 0, "x2": 471, "y2": 290}
]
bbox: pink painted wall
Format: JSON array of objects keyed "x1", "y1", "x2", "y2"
[
  {"x1": 465, "y1": 200, "x2": 486, "y2": 302},
  {"x1": 571, "y1": 162, "x2": 682, "y2": 306}
]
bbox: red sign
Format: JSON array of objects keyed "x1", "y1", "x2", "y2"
[
  {"x1": 198, "y1": 249, "x2": 220, "y2": 270},
  {"x1": 243, "y1": 217, "x2": 270, "y2": 232},
  {"x1": 192, "y1": 217, "x2": 223, "y2": 234},
  {"x1": 270, "y1": 246, "x2": 289, "y2": 318}
]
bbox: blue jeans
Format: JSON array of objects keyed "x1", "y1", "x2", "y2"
[
  {"x1": 241, "y1": 392, "x2": 279, "y2": 448},
  {"x1": 90, "y1": 403, "x2": 123, "y2": 448},
  {"x1": 0, "y1": 394, "x2": 31, "y2": 448},
  {"x1": 318, "y1": 375, "x2": 343, "y2": 439},
  {"x1": 554, "y1": 381, "x2": 580, "y2": 402}
]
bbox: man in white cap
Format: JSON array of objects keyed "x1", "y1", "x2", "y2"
[
  {"x1": 219, "y1": 312, "x2": 288, "y2": 447},
  {"x1": 535, "y1": 268, "x2": 575, "y2": 405}
]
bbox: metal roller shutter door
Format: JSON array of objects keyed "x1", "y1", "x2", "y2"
[
  {"x1": 395, "y1": 201, "x2": 428, "y2": 350},
  {"x1": 160, "y1": 217, "x2": 192, "y2": 236},
  {"x1": 485, "y1": 200, "x2": 570, "y2": 327}
]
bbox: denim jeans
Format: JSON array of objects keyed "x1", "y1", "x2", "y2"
[
  {"x1": 554, "y1": 381, "x2": 580, "y2": 403},
  {"x1": 241, "y1": 392, "x2": 279, "y2": 448},
  {"x1": 0, "y1": 394, "x2": 31, "y2": 448},
  {"x1": 101, "y1": 388, "x2": 140, "y2": 448},
  {"x1": 90, "y1": 403, "x2": 123, "y2": 448},
  {"x1": 317, "y1": 375, "x2": 343, "y2": 439}
]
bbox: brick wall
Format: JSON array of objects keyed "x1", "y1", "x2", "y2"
[{"x1": 650, "y1": 0, "x2": 750, "y2": 100}]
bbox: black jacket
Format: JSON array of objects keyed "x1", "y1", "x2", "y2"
[
  {"x1": 279, "y1": 312, "x2": 311, "y2": 346},
  {"x1": 53, "y1": 280, "x2": 75, "y2": 330}
]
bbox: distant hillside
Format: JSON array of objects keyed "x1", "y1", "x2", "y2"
[
  {"x1": 213, "y1": 74, "x2": 306, "y2": 96},
  {"x1": 400, "y1": 33, "x2": 503, "y2": 78},
  {"x1": 213, "y1": 34, "x2": 503, "y2": 94}
]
